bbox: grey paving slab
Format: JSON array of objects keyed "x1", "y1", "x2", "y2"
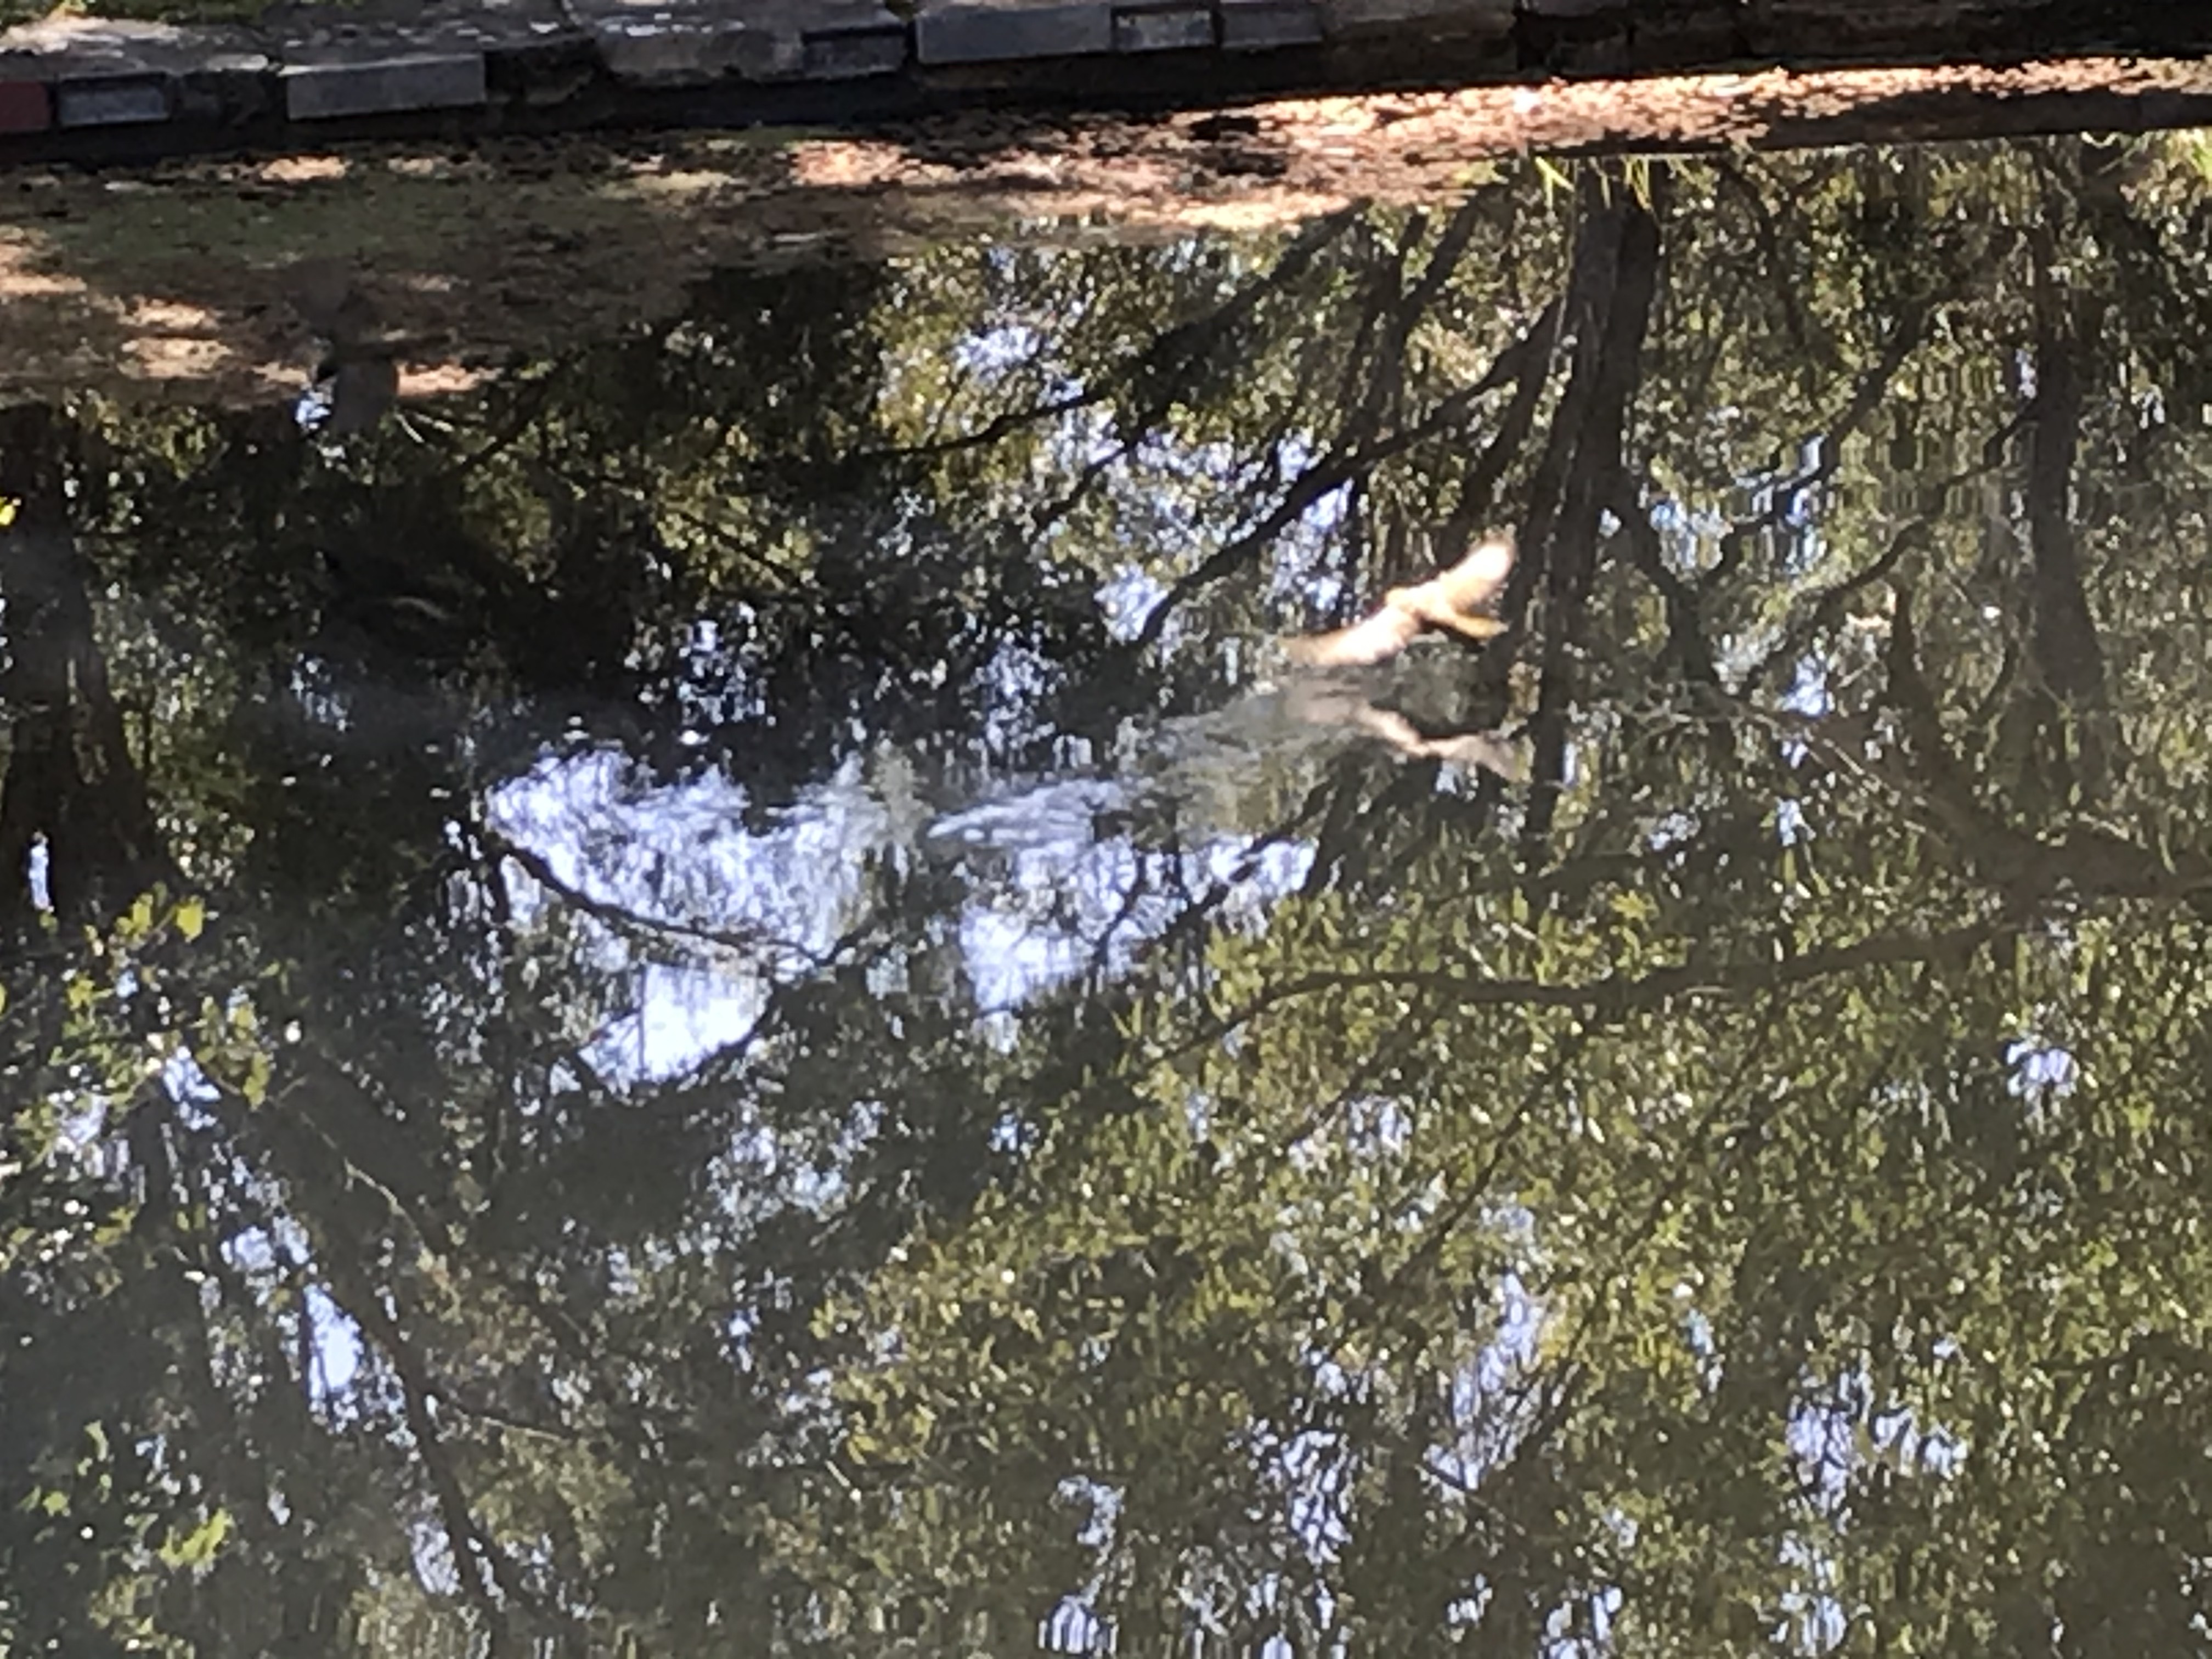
[
  {"x1": 0, "y1": 81, "x2": 52, "y2": 133},
  {"x1": 1218, "y1": 0, "x2": 1322, "y2": 48},
  {"x1": 794, "y1": 0, "x2": 907, "y2": 78},
  {"x1": 561, "y1": 0, "x2": 820, "y2": 85},
  {"x1": 1321, "y1": 0, "x2": 1513, "y2": 37},
  {"x1": 283, "y1": 52, "x2": 488, "y2": 117},
  {"x1": 54, "y1": 76, "x2": 172, "y2": 126},
  {"x1": 1113, "y1": 3, "x2": 1214, "y2": 51},
  {"x1": 916, "y1": 0, "x2": 1112, "y2": 63},
  {"x1": 800, "y1": 19, "x2": 909, "y2": 78}
]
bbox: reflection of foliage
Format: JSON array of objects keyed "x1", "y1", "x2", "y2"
[{"x1": 8, "y1": 134, "x2": 2212, "y2": 1655}]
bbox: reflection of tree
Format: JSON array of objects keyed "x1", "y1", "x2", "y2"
[
  {"x1": 0, "y1": 407, "x2": 178, "y2": 936},
  {"x1": 9, "y1": 135, "x2": 2212, "y2": 1655}
]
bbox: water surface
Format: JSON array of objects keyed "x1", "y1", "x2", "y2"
[{"x1": 7, "y1": 138, "x2": 2212, "y2": 1656}]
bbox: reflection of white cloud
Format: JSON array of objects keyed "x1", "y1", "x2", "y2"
[
  {"x1": 488, "y1": 748, "x2": 894, "y2": 1081},
  {"x1": 490, "y1": 733, "x2": 1321, "y2": 1066},
  {"x1": 956, "y1": 828, "x2": 1312, "y2": 1012},
  {"x1": 1098, "y1": 566, "x2": 1169, "y2": 643}
]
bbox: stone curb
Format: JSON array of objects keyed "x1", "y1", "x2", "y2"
[{"x1": 0, "y1": 0, "x2": 2204, "y2": 161}]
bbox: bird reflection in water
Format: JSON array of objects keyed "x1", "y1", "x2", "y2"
[
  {"x1": 1276, "y1": 533, "x2": 1523, "y2": 781},
  {"x1": 936, "y1": 535, "x2": 1525, "y2": 856}
]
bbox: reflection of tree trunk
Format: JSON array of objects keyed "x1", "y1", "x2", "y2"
[
  {"x1": 325, "y1": 1246, "x2": 528, "y2": 1655},
  {"x1": 2013, "y1": 242, "x2": 2115, "y2": 803},
  {"x1": 1519, "y1": 172, "x2": 1666, "y2": 868},
  {"x1": 1438, "y1": 296, "x2": 1563, "y2": 565},
  {"x1": 1885, "y1": 583, "x2": 2210, "y2": 907},
  {"x1": 0, "y1": 407, "x2": 176, "y2": 935}
]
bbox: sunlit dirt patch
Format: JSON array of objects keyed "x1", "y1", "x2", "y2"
[
  {"x1": 1, "y1": 55, "x2": 2207, "y2": 410},
  {"x1": 0, "y1": 230, "x2": 87, "y2": 298},
  {"x1": 123, "y1": 333, "x2": 234, "y2": 379},
  {"x1": 259, "y1": 154, "x2": 351, "y2": 184}
]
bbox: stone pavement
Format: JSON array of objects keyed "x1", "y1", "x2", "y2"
[{"x1": 0, "y1": 0, "x2": 2204, "y2": 164}]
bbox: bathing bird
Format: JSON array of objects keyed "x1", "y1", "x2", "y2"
[{"x1": 1284, "y1": 534, "x2": 1514, "y2": 668}]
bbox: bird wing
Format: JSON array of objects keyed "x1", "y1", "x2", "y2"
[
  {"x1": 1283, "y1": 534, "x2": 1515, "y2": 665},
  {"x1": 1425, "y1": 535, "x2": 1515, "y2": 616},
  {"x1": 1284, "y1": 603, "x2": 1423, "y2": 667}
]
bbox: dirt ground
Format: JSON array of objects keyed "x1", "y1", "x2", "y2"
[{"x1": 2, "y1": 55, "x2": 2208, "y2": 410}]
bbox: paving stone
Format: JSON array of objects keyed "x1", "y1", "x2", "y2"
[
  {"x1": 54, "y1": 75, "x2": 172, "y2": 126},
  {"x1": 282, "y1": 52, "x2": 489, "y2": 118},
  {"x1": 1114, "y1": 2, "x2": 1214, "y2": 50},
  {"x1": 0, "y1": 78, "x2": 50, "y2": 132},
  {"x1": 802, "y1": 22, "x2": 909, "y2": 77},
  {"x1": 562, "y1": 0, "x2": 804, "y2": 86},
  {"x1": 1740, "y1": 0, "x2": 2011, "y2": 53},
  {"x1": 1218, "y1": 0, "x2": 1322, "y2": 48},
  {"x1": 264, "y1": 0, "x2": 589, "y2": 106},
  {"x1": 171, "y1": 63, "x2": 276, "y2": 123},
  {"x1": 1624, "y1": 8, "x2": 1743, "y2": 66},
  {"x1": 1320, "y1": 0, "x2": 1513, "y2": 37},
  {"x1": 2, "y1": 18, "x2": 273, "y2": 128},
  {"x1": 916, "y1": 0, "x2": 1113, "y2": 63},
  {"x1": 1218, "y1": 0, "x2": 1321, "y2": 48},
  {"x1": 262, "y1": 0, "x2": 578, "y2": 57},
  {"x1": 796, "y1": 2, "x2": 912, "y2": 77}
]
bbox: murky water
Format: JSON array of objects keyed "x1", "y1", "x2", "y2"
[{"x1": 8, "y1": 136, "x2": 2212, "y2": 1656}]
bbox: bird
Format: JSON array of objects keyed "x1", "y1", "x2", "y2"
[{"x1": 1284, "y1": 534, "x2": 1515, "y2": 668}]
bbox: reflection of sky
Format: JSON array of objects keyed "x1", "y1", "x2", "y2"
[
  {"x1": 489, "y1": 734, "x2": 1321, "y2": 1068},
  {"x1": 219, "y1": 1220, "x2": 365, "y2": 1409},
  {"x1": 953, "y1": 831, "x2": 1314, "y2": 1012},
  {"x1": 488, "y1": 748, "x2": 892, "y2": 1080}
]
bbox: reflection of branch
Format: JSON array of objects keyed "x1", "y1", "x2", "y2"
[
  {"x1": 1615, "y1": 481, "x2": 1722, "y2": 689},
  {"x1": 1437, "y1": 297, "x2": 1563, "y2": 573},
  {"x1": 1737, "y1": 515, "x2": 1928, "y2": 697},
  {"x1": 1713, "y1": 156, "x2": 1813, "y2": 358},
  {"x1": 0, "y1": 436, "x2": 182, "y2": 929},
  {"x1": 1135, "y1": 310, "x2": 1554, "y2": 650},
  {"x1": 1547, "y1": 1000, "x2": 1785, "y2": 1373},
  {"x1": 1879, "y1": 586, "x2": 2207, "y2": 905},
  {"x1": 1709, "y1": 300, "x2": 1929, "y2": 589},
  {"x1": 475, "y1": 823, "x2": 825, "y2": 970},
  {"x1": 340, "y1": 1276, "x2": 530, "y2": 1642},
  {"x1": 1520, "y1": 183, "x2": 1664, "y2": 862},
  {"x1": 616, "y1": 488, "x2": 812, "y2": 588},
  {"x1": 447, "y1": 374, "x2": 561, "y2": 480},
  {"x1": 1728, "y1": 412, "x2": 2019, "y2": 701},
  {"x1": 431, "y1": 1383, "x2": 580, "y2": 1444},
  {"x1": 879, "y1": 206, "x2": 1364, "y2": 472},
  {"x1": 1084, "y1": 852, "x2": 1154, "y2": 985},
  {"x1": 1183, "y1": 920, "x2": 2000, "y2": 1054},
  {"x1": 1024, "y1": 210, "x2": 1369, "y2": 542},
  {"x1": 2023, "y1": 245, "x2": 2116, "y2": 794}
]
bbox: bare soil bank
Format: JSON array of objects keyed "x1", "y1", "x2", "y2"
[{"x1": 2, "y1": 55, "x2": 2206, "y2": 410}]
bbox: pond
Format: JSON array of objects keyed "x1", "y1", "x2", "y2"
[{"x1": 5, "y1": 134, "x2": 2212, "y2": 1656}]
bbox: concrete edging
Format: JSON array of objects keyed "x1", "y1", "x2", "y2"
[{"x1": 0, "y1": 0, "x2": 2204, "y2": 163}]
